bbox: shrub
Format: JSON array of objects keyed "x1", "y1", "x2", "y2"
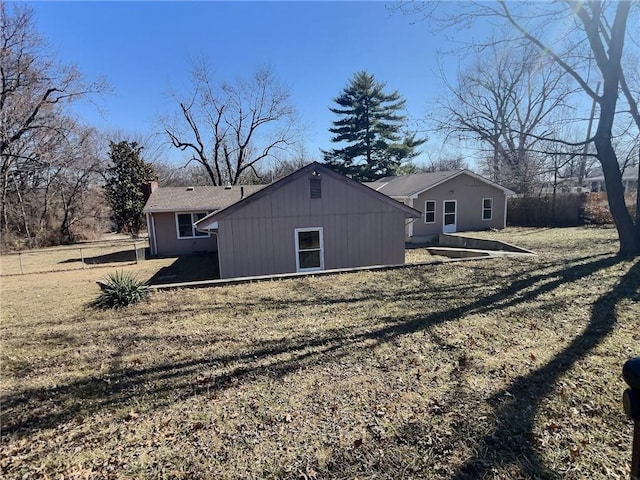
[
  {"x1": 93, "y1": 270, "x2": 149, "y2": 309},
  {"x1": 583, "y1": 192, "x2": 637, "y2": 225}
]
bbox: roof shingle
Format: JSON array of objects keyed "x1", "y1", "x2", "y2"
[
  {"x1": 364, "y1": 171, "x2": 461, "y2": 197},
  {"x1": 364, "y1": 169, "x2": 515, "y2": 197},
  {"x1": 143, "y1": 185, "x2": 266, "y2": 213}
]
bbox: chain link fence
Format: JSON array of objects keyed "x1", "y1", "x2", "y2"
[{"x1": 0, "y1": 240, "x2": 148, "y2": 276}]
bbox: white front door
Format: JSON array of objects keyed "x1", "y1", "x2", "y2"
[{"x1": 443, "y1": 200, "x2": 457, "y2": 233}]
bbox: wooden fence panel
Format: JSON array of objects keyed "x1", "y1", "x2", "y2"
[
  {"x1": 507, "y1": 194, "x2": 585, "y2": 226},
  {"x1": 507, "y1": 193, "x2": 637, "y2": 227}
]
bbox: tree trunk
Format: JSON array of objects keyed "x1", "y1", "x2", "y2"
[
  {"x1": 11, "y1": 172, "x2": 32, "y2": 247},
  {"x1": 589, "y1": 2, "x2": 639, "y2": 256},
  {"x1": 594, "y1": 95, "x2": 639, "y2": 255},
  {"x1": 1, "y1": 170, "x2": 9, "y2": 236},
  {"x1": 596, "y1": 143, "x2": 637, "y2": 251},
  {"x1": 635, "y1": 148, "x2": 640, "y2": 241},
  {"x1": 59, "y1": 187, "x2": 72, "y2": 244}
]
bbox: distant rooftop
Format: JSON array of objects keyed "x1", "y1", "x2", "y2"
[{"x1": 587, "y1": 166, "x2": 638, "y2": 181}]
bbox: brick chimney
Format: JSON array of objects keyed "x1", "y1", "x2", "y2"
[{"x1": 141, "y1": 181, "x2": 159, "y2": 202}]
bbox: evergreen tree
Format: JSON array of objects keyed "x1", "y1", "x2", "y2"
[
  {"x1": 323, "y1": 71, "x2": 425, "y2": 181},
  {"x1": 104, "y1": 141, "x2": 156, "y2": 235}
]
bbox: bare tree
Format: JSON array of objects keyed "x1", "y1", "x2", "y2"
[
  {"x1": 242, "y1": 143, "x2": 316, "y2": 183},
  {"x1": 422, "y1": 155, "x2": 469, "y2": 173},
  {"x1": 436, "y1": 41, "x2": 573, "y2": 195},
  {"x1": 152, "y1": 160, "x2": 212, "y2": 187},
  {"x1": 2, "y1": 115, "x2": 108, "y2": 246},
  {"x1": 164, "y1": 63, "x2": 300, "y2": 186},
  {"x1": 408, "y1": 1, "x2": 640, "y2": 254},
  {"x1": 55, "y1": 126, "x2": 109, "y2": 243},
  {"x1": 0, "y1": 2, "x2": 107, "y2": 245}
]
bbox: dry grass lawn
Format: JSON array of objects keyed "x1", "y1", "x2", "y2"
[
  {"x1": 0, "y1": 239, "x2": 147, "y2": 276},
  {"x1": 1, "y1": 226, "x2": 638, "y2": 479}
]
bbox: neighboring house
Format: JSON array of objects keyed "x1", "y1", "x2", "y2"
[
  {"x1": 538, "y1": 178, "x2": 590, "y2": 196},
  {"x1": 365, "y1": 170, "x2": 515, "y2": 242},
  {"x1": 587, "y1": 166, "x2": 638, "y2": 194},
  {"x1": 143, "y1": 184, "x2": 265, "y2": 256},
  {"x1": 195, "y1": 162, "x2": 421, "y2": 279}
]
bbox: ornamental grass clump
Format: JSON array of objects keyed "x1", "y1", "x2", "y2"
[{"x1": 93, "y1": 270, "x2": 150, "y2": 309}]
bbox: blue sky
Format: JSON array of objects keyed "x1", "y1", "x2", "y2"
[{"x1": 30, "y1": 1, "x2": 492, "y2": 166}]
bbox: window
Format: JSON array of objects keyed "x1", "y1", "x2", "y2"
[
  {"x1": 310, "y1": 178, "x2": 321, "y2": 198},
  {"x1": 482, "y1": 198, "x2": 493, "y2": 220},
  {"x1": 176, "y1": 212, "x2": 209, "y2": 239},
  {"x1": 295, "y1": 227, "x2": 324, "y2": 272},
  {"x1": 424, "y1": 200, "x2": 436, "y2": 224}
]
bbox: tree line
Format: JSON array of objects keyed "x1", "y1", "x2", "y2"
[{"x1": 1, "y1": 1, "x2": 638, "y2": 255}]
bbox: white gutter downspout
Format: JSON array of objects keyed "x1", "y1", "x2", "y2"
[
  {"x1": 146, "y1": 213, "x2": 157, "y2": 256},
  {"x1": 408, "y1": 197, "x2": 414, "y2": 239},
  {"x1": 215, "y1": 231, "x2": 222, "y2": 279},
  {"x1": 503, "y1": 195, "x2": 508, "y2": 228}
]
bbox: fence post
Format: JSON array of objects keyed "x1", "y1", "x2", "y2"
[
  {"x1": 80, "y1": 248, "x2": 85, "y2": 269},
  {"x1": 133, "y1": 242, "x2": 138, "y2": 264},
  {"x1": 18, "y1": 252, "x2": 24, "y2": 275}
]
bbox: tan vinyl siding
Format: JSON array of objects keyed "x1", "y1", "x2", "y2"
[
  {"x1": 150, "y1": 212, "x2": 218, "y2": 256},
  {"x1": 217, "y1": 173, "x2": 406, "y2": 279},
  {"x1": 412, "y1": 172, "x2": 507, "y2": 237}
]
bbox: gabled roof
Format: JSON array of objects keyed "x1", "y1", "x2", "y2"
[
  {"x1": 143, "y1": 185, "x2": 266, "y2": 214},
  {"x1": 195, "y1": 162, "x2": 421, "y2": 230},
  {"x1": 365, "y1": 169, "x2": 515, "y2": 198}
]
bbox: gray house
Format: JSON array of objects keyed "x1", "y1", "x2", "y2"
[
  {"x1": 587, "y1": 166, "x2": 638, "y2": 194},
  {"x1": 195, "y1": 162, "x2": 421, "y2": 279},
  {"x1": 143, "y1": 184, "x2": 265, "y2": 256},
  {"x1": 365, "y1": 170, "x2": 515, "y2": 243}
]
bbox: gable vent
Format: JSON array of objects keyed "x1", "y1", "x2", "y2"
[{"x1": 310, "y1": 178, "x2": 321, "y2": 199}]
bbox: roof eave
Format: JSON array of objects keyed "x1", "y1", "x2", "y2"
[{"x1": 144, "y1": 206, "x2": 220, "y2": 214}]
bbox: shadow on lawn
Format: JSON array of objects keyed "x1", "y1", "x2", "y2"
[
  {"x1": 146, "y1": 252, "x2": 219, "y2": 285},
  {"x1": 2, "y1": 253, "x2": 638, "y2": 479},
  {"x1": 447, "y1": 258, "x2": 640, "y2": 479},
  {"x1": 58, "y1": 249, "x2": 138, "y2": 265}
]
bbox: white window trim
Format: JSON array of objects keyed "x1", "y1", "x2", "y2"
[
  {"x1": 175, "y1": 212, "x2": 210, "y2": 239},
  {"x1": 424, "y1": 200, "x2": 436, "y2": 224},
  {"x1": 294, "y1": 227, "x2": 324, "y2": 273},
  {"x1": 482, "y1": 198, "x2": 493, "y2": 221}
]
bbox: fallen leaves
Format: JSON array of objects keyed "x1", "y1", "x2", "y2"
[{"x1": 1, "y1": 227, "x2": 637, "y2": 479}]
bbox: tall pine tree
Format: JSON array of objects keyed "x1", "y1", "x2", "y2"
[
  {"x1": 323, "y1": 71, "x2": 424, "y2": 181},
  {"x1": 104, "y1": 141, "x2": 156, "y2": 235}
]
